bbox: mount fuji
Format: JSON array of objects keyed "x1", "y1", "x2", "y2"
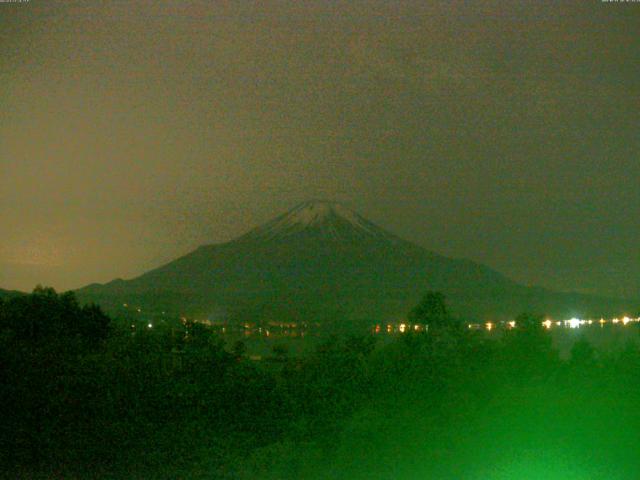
[{"x1": 78, "y1": 200, "x2": 631, "y2": 324}]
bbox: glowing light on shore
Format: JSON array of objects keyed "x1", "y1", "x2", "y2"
[
  {"x1": 567, "y1": 318, "x2": 581, "y2": 329},
  {"x1": 543, "y1": 319, "x2": 552, "y2": 329},
  {"x1": 485, "y1": 322, "x2": 493, "y2": 331},
  {"x1": 508, "y1": 321, "x2": 516, "y2": 329},
  {"x1": 622, "y1": 316, "x2": 631, "y2": 326}
]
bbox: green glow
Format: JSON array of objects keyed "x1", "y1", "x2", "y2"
[{"x1": 485, "y1": 457, "x2": 587, "y2": 480}]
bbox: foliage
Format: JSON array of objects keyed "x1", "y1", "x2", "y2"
[
  {"x1": 408, "y1": 291, "x2": 452, "y2": 329},
  {"x1": 2, "y1": 290, "x2": 640, "y2": 479},
  {"x1": 0, "y1": 286, "x2": 110, "y2": 343}
]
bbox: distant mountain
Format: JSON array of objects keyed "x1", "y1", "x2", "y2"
[{"x1": 78, "y1": 200, "x2": 634, "y2": 324}]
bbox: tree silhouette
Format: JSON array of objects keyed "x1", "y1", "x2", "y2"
[
  {"x1": 272, "y1": 344, "x2": 289, "y2": 362},
  {"x1": 232, "y1": 340, "x2": 247, "y2": 359},
  {"x1": 0, "y1": 286, "x2": 110, "y2": 342},
  {"x1": 408, "y1": 291, "x2": 451, "y2": 329}
]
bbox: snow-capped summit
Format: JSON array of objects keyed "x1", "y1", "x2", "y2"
[
  {"x1": 279, "y1": 200, "x2": 359, "y2": 226},
  {"x1": 239, "y1": 200, "x2": 394, "y2": 242}
]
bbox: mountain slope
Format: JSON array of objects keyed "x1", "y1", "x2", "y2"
[{"x1": 78, "y1": 201, "x2": 633, "y2": 323}]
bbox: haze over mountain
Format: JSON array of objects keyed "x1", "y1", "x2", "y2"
[{"x1": 78, "y1": 201, "x2": 634, "y2": 324}]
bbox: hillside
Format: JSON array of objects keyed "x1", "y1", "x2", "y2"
[{"x1": 0, "y1": 288, "x2": 25, "y2": 300}]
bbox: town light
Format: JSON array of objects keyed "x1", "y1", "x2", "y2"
[{"x1": 567, "y1": 318, "x2": 581, "y2": 329}]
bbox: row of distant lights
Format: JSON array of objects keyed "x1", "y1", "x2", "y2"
[
  {"x1": 379, "y1": 317, "x2": 640, "y2": 334},
  {"x1": 475, "y1": 316, "x2": 639, "y2": 332},
  {"x1": 142, "y1": 318, "x2": 640, "y2": 333},
  {"x1": 542, "y1": 316, "x2": 639, "y2": 329},
  {"x1": 124, "y1": 303, "x2": 638, "y2": 333},
  {"x1": 375, "y1": 324, "x2": 427, "y2": 333}
]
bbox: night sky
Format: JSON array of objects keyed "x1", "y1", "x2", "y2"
[{"x1": 1, "y1": 1, "x2": 638, "y2": 298}]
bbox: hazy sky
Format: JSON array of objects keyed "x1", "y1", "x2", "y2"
[{"x1": 1, "y1": 0, "x2": 638, "y2": 298}]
